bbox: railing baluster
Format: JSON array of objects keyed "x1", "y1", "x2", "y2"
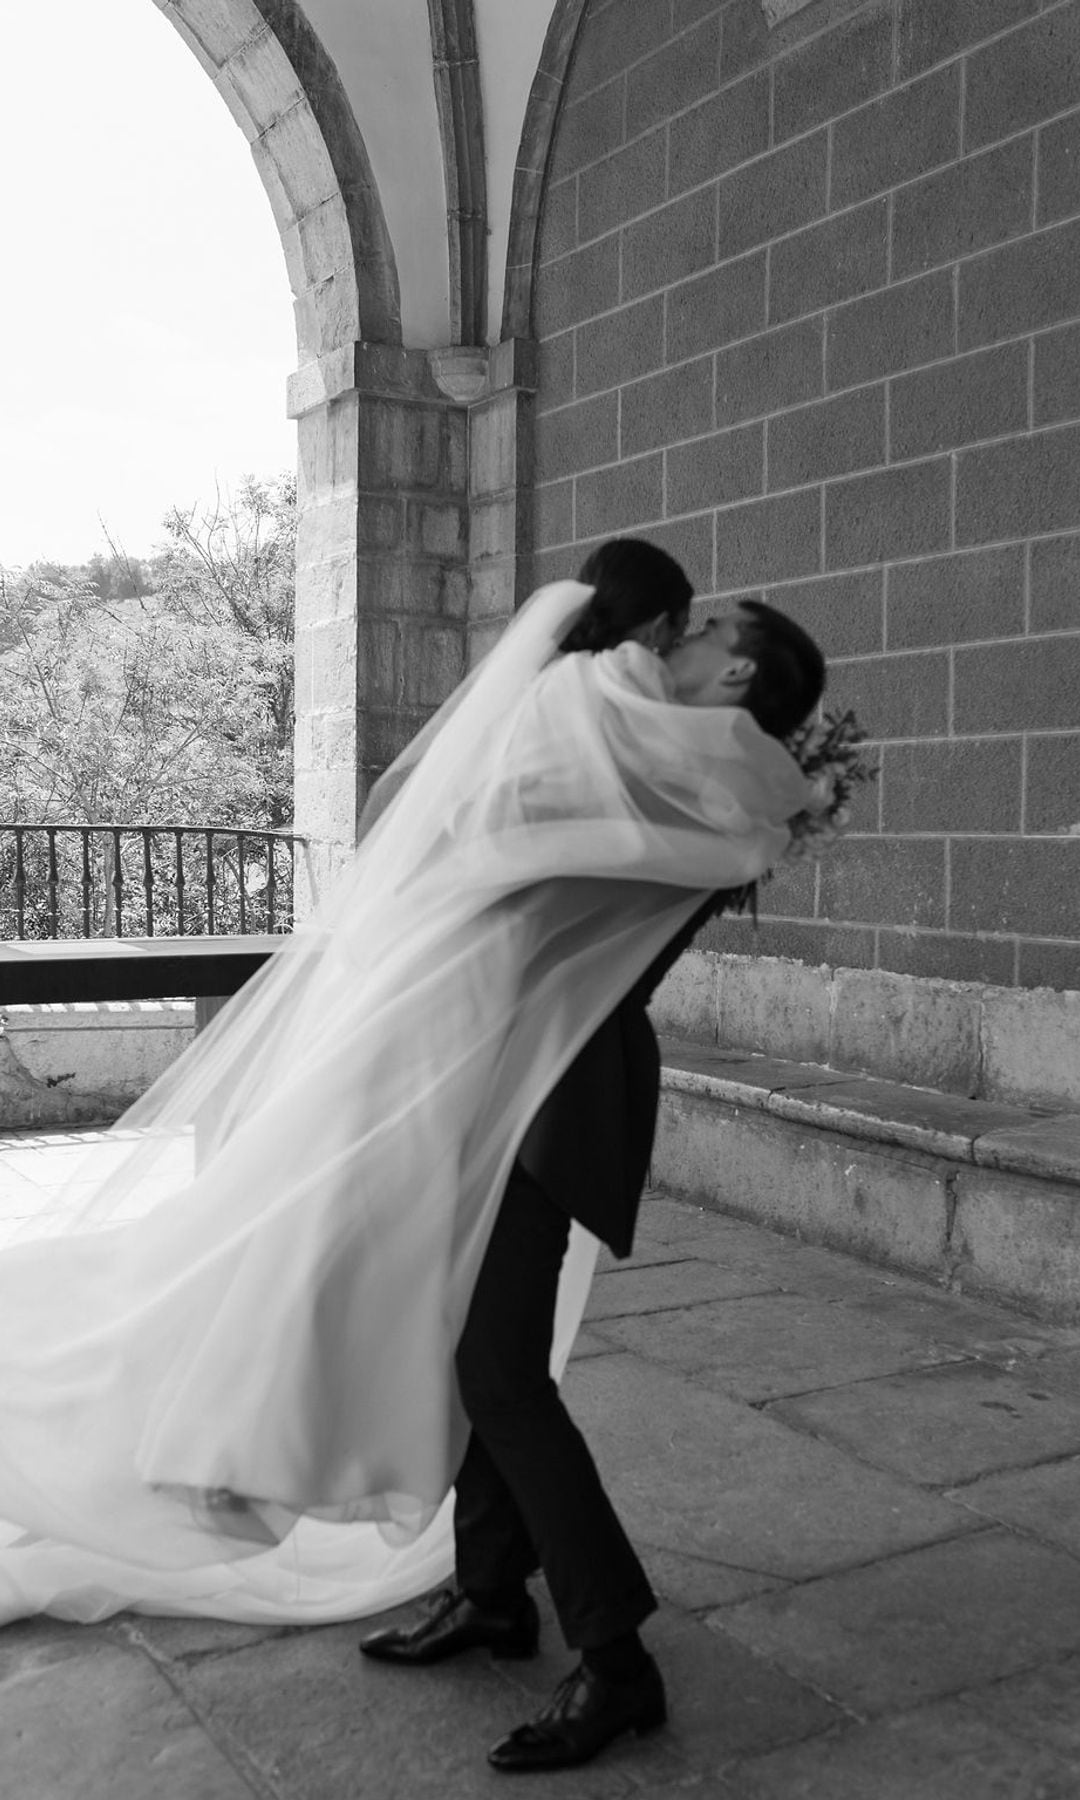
[
  {"x1": 205, "y1": 831, "x2": 215, "y2": 935},
  {"x1": 112, "y1": 827, "x2": 124, "y2": 938},
  {"x1": 237, "y1": 832, "x2": 247, "y2": 934},
  {"x1": 46, "y1": 828, "x2": 59, "y2": 938},
  {"x1": 266, "y1": 833, "x2": 277, "y2": 933},
  {"x1": 142, "y1": 829, "x2": 154, "y2": 937},
  {"x1": 175, "y1": 830, "x2": 185, "y2": 936},
  {"x1": 81, "y1": 830, "x2": 91, "y2": 937},
  {"x1": 14, "y1": 827, "x2": 26, "y2": 939}
]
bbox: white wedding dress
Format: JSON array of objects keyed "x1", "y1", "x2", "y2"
[{"x1": 0, "y1": 581, "x2": 810, "y2": 1627}]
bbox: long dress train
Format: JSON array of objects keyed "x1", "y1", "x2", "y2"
[{"x1": 0, "y1": 581, "x2": 810, "y2": 1625}]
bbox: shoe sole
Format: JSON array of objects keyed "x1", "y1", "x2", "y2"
[{"x1": 361, "y1": 1635, "x2": 540, "y2": 1666}]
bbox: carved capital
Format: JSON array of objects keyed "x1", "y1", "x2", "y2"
[{"x1": 429, "y1": 345, "x2": 489, "y2": 404}]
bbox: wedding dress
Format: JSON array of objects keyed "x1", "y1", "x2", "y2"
[{"x1": 0, "y1": 580, "x2": 810, "y2": 1626}]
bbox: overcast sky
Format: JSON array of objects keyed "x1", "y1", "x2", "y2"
[{"x1": 0, "y1": 0, "x2": 297, "y2": 568}]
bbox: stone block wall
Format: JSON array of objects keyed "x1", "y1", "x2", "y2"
[{"x1": 533, "y1": 0, "x2": 1080, "y2": 991}]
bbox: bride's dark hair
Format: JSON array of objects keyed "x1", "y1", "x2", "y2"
[{"x1": 560, "y1": 538, "x2": 693, "y2": 653}]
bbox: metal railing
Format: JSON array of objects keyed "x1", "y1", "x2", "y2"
[{"x1": 0, "y1": 825, "x2": 300, "y2": 940}]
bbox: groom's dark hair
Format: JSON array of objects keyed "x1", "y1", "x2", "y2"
[
  {"x1": 732, "y1": 601, "x2": 825, "y2": 741},
  {"x1": 561, "y1": 538, "x2": 693, "y2": 652}
]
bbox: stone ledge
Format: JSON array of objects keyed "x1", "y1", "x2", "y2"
[
  {"x1": 660, "y1": 1038, "x2": 1079, "y2": 1184},
  {"x1": 2, "y1": 1002, "x2": 194, "y2": 1027},
  {"x1": 651, "y1": 955, "x2": 1080, "y2": 1112},
  {"x1": 656, "y1": 1038, "x2": 1080, "y2": 1320}
]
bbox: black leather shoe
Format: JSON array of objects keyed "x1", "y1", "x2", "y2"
[
  {"x1": 358, "y1": 1586, "x2": 540, "y2": 1665},
  {"x1": 487, "y1": 1656, "x2": 666, "y2": 1771}
]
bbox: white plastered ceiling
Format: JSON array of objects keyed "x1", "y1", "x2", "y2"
[{"x1": 299, "y1": 0, "x2": 561, "y2": 347}]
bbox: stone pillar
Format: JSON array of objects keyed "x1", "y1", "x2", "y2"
[
  {"x1": 288, "y1": 343, "x2": 469, "y2": 900},
  {"x1": 447, "y1": 339, "x2": 538, "y2": 670},
  {"x1": 287, "y1": 336, "x2": 537, "y2": 903}
]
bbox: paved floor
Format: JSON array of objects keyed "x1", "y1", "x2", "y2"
[{"x1": 5, "y1": 1133, "x2": 1080, "y2": 1797}]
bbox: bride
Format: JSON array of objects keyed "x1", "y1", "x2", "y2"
[{"x1": 0, "y1": 540, "x2": 818, "y2": 1632}]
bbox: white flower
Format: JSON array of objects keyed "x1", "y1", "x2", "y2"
[{"x1": 806, "y1": 773, "x2": 835, "y2": 813}]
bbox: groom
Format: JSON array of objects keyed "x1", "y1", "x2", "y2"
[{"x1": 359, "y1": 598, "x2": 825, "y2": 1772}]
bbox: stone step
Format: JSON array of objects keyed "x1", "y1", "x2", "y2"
[{"x1": 654, "y1": 1038, "x2": 1080, "y2": 1325}]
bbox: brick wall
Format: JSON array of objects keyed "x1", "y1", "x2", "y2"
[{"x1": 532, "y1": 0, "x2": 1080, "y2": 991}]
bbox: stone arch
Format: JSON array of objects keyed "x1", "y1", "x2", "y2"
[
  {"x1": 153, "y1": 0, "x2": 400, "y2": 358},
  {"x1": 501, "y1": 0, "x2": 588, "y2": 340},
  {"x1": 151, "y1": 0, "x2": 411, "y2": 894}
]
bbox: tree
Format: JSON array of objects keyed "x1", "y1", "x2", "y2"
[
  {"x1": 0, "y1": 477, "x2": 296, "y2": 935},
  {"x1": 151, "y1": 474, "x2": 296, "y2": 831},
  {"x1": 0, "y1": 475, "x2": 295, "y2": 830},
  {"x1": 85, "y1": 549, "x2": 151, "y2": 601}
]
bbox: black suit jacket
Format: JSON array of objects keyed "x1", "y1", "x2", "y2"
[{"x1": 517, "y1": 895, "x2": 724, "y2": 1257}]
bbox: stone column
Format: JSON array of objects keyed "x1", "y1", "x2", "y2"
[
  {"x1": 432, "y1": 339, "x2": 538, "y2": 670},
  {"x1": 288, "y1": 343, "x2": 469, "y2": 900},
  {"x1": 287, "y1": 336, "x2": 537, "y2": 904}
]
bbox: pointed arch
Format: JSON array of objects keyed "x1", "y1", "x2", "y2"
[
  {"x1": 501, "y1": 0, "x2": 588, "y2": 341},
  {"x1": 427, "y1": 0, "x2": 488, "y2": 347}
]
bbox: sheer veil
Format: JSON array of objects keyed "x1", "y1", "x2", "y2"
[{"x1": 0, "y1": 580, "x2": 810, "y2": 1626}]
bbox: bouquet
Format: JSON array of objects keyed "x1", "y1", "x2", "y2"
[
  {"x1": 717, "y1": 709, "x2": 875, "y2": 923},
  {"x1": 782, "y1": 708, "x2": 877, "y2": 863}
]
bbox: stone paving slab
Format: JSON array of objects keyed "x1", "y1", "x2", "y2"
[
  {"x1": 584, "y1": 1256, "x2": 777, "y2": 1319},
  {"x1": 0, "y1": 1629, "x2": 254, "y2": 1800},
  {"x1": 0, "y1": 1612, "x2": 111, "y2": 1681},
  {"x1": 633, "y1": 1194, "x2": 718, "y2": 1243},
  {"x1": 593, "y1": 1290, "x2": 965, "y2": 1403},
  {"x1": 825, "y1": 1279, "x2": 1062, "y2": 1364},
  {"x1": 950, "y1": 1454, "x2": 1080, "y2": 1557},
  {"x1": 114, "y1": 1615, "x2": 294, "y2": 1664},
  {"x1": 638, "y1": 1543, "x2": 788, "y2": 1612},
  {"x1": 0, "y1": 1167, "x2": 43, "y2": 1222},
  {"x1": 771, "y1": 1359, "x2": 1080, "y2": 1486},
  {"x1": 716, "y1": 1530, "x2": 1080, "y2": 1717},
  {"x1": 649, "y1": 1222, "x2": 1071, "y2": 1367},
  {"x1": 595, "y1": 1239, "x2": 690, "y2": 1275},
  {"x1": 955, "y1": 1650, "x2": 1080, "y2": 1765},
  {"x1": 650, "y1": 1217, "x2": 931, "y2": 1299},
  {"x1": 724, "y1": 1695, "x2": 1080, "y2": 1799},
  {"x1": 568, "y1": 1325, "x2": 620, "y2": 1358},
  {"x1": 637, "y1": 1205, "x2": 1066, "y2": 1358},
  {"x1": 1010, "y1": 1344, "x2": 1080, "y2": 1398},
  {"x1": 635, "y1": 1602, "x2": 840, "y2": 1771},
  {"x1": 564, "y1": 1352, "x2": 977, "y2": 1582}
]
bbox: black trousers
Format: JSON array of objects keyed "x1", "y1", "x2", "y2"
[{"x1": 453, "y1": 1164, "x2": 656, "y2": 1649}]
